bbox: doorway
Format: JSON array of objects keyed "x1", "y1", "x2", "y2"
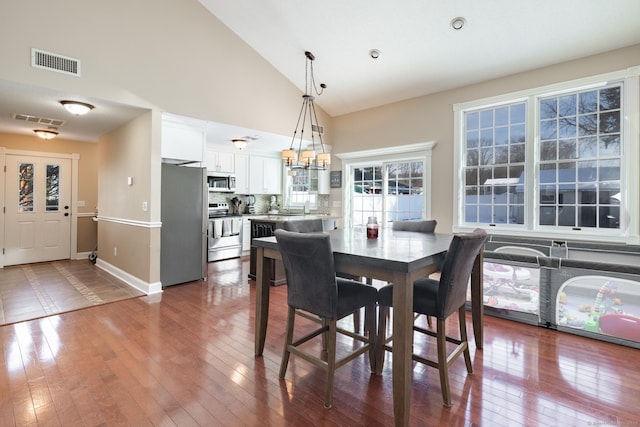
[{"x1": 4, "y1": 153, "x2": 72, "y2": 265}]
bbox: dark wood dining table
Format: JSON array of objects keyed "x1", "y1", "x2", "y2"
[{"x1": 252, "y1": 226, "x2": 484, "y2": 427}]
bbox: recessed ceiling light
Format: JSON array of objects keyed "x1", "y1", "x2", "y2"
[
  {"x1": 369, "y1": 49, "x2": 381, "y2": 59},
  {"x1": 60, "y1": 100, "x2": 94, "y2": 115},
  {"x1": 450, "y1": 17, "x2": 466, "y2": 30}
]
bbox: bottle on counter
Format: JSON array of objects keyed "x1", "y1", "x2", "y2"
[{"x1": 367, "y1": 216, "x2": 379, "y2": 239}]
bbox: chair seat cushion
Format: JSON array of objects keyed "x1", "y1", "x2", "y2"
[
  {"x1": 378, "y1": 278, "x2": 439, "y2": 317},
  {"x1": 336, "y1": 278, "x2": 378, "y2": 319}
]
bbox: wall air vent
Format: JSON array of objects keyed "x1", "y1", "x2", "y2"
[
  {"x1": 312, "y1": 124, "x2": 324, "y2": 135},
  {"x1": 12, "y1": 113, "x2": 66, "y2": 127},
  {"x1": 31, "y1": 48, "x2": 81, "y2": 77}
]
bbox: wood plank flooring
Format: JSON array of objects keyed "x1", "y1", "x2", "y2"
[{"x1": 1, "y1": 256, "x2": 639, "y2": 426}]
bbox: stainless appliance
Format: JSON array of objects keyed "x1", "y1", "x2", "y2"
[
  {"x1": 207, "y1": 172, "x2": 236, "y2": 192},
  {"x1": 208, "y1": 202, "x2": 242, "y2": 261},
  {"x1": 161, "y1": 164, "x2": 207, "y2": 286}
]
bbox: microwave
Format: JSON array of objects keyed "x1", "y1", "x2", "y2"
[{"x1": 207, "y1": 172, "x2": 236, "y2": 192}]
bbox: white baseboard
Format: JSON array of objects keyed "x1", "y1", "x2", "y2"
[
  {"x1": 95, "y1": 258, "x2": 163, "y2": 295},
  {"x1": 75, "y1": 251, "x2": 93, "y2": 260}
]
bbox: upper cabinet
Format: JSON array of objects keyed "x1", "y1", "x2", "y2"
[
  {"x1": 249, "y1": 155, "x2": 282, "y2": 194},
  {"x1": 161, "y1": 113, "x2": 206, "y2": 163},
  {"x1": 205, "y1": 149, "x2": 234, "y2": 173},
  {"x1": 235, "y1": 153, "x2": 250, "y2": 194}
]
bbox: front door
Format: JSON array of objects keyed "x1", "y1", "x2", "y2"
[{"x1": 4, "y1": 154, "x2": 71, "y2": 265}]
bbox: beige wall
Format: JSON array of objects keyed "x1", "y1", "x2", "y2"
[
  {"x1": 0, "y1": 133, "x2": 98, "y2": 252},
  {"x1": 98, "y1": 112, "x2": 159, "y2": 285},
  {"x1": 332, "y1": 44, "x2": 640, "y2": 233}
]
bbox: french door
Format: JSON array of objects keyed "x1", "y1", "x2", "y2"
[{"x1": 4, "y1": 154, "x2": 71, "y2": 265}]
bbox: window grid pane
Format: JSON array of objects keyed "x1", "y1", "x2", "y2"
[
  {"x1": 538, "y1": 83, "x2": 622, "y2": 229},
  {"x1": 463, "y1": 101, "x2": 527, "y2": 225}
]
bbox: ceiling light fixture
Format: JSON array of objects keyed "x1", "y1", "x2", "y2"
[
  {"x1": 232, "y1": 138, "x2": 248, "y2": 150},
  {"x1": 34, "y1": 128, "x2": 59, "y2": 139},
  {"x1": 282, "y1": 51, "x2": 330, "y2": 170},
  {"x1": 450, "y1": 17, "x2": 466, "y2": 30},
  {"x1": 60, "y1": 100, "x2": 94, "y2": 115},
  {"x1": 369, "y1": 49, "x2": 381, "y2": 59}
]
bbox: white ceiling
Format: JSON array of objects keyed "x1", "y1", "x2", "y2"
[
  {"x1": 1, "y1": 0, "x2": 639, "y2": 149},
  {"x1": 199, "y1": 0, "x2": 640, "y2": 117}
]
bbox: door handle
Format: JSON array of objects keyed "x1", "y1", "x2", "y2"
[{"x1": 64, "y1": 212, "x2": 69, "y2": 217}]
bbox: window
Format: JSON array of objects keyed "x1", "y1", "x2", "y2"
[
  {"x1": 18, "y1": 162, "x2": 34, "y2": 212},
  {"x1": 284, "y1": 168, "x2": 318, "y2": 209},
  {"x1": 455, "y1": 68, "x2": 639, "y2": 241},
  {"x1": 339, "y1": 142, "x2": 436, "y2": 228},
  {"x1": 352, "y1": 161, "x2": 424, "y2": 226}
]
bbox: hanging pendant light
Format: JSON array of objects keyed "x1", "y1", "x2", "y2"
[{"x1": 282, "y1": 51, "x2": 330, "y2": 170}]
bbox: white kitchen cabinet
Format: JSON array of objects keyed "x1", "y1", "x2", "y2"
[
  {"x1": 161, "y1": 114, "x2": 206, "y2": 163},
  {"x1": 242, "y1": 216, "x2": 251, "y2": 251},
  {"x1": 249, "y1": 155, "x2": 282, "y2": 194},
  {"x1": 235, "y1": 153, "x2": 250, "y2": 194},
  {"x1": 205, "y1": 149, "x2": 234, "y2": 173}
]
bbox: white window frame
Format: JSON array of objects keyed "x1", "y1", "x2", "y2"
[
  {"x1": 336, "y1": 142, "x2": 437, "y2": 229},
  {"x1": 453, "y1": 67, "x2": 640, "y2": 244}
]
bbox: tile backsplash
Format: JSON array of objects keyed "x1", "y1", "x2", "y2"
[{"x1": 208, "y1": 193, "x2": 329, "y2": 214}]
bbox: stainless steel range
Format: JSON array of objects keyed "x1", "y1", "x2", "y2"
[{"x1": 208, "y1": 202, "x2": 242, "y2": 262}]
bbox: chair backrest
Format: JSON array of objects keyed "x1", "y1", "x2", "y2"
[
  {"x1": 274, "y1": 229, "x2": 338, "y2": 318},
  {"x1": 436, "y1": 228, "x2": 487, "y2": 318},
  {"x1": 392, "y1": 219, "x2": 437, "y2": 233},
  {"x1": 282, "y1": 219, "x2": 324, "y2": 233}
]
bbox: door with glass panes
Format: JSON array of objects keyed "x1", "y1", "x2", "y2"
[{"x1": 4, "y1": 155, "x2": 71, "y2": 265}]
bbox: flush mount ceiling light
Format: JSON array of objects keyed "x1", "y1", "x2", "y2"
[
  {"x1": 34, "y1": 128, "x2": 59, "y2": 139},
  {"x1": 60, "y1": 100, "x2": 94, "y2": 115},
  {"x1": 232, "y1": 138, "x2": 248, "y2": 150},
  {"x1": 450, "y1": 17, "x2": 466, "y2": 30},
  {"x1": 281, "y1": 51, "x2": 330, "y2": 170}
]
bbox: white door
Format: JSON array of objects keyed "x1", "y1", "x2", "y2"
[{"x1": 4, "y1": 155, "x2": 71, "y2": 265}]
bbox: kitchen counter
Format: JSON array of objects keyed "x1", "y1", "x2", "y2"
[
  {"x1": 245, "y1": 214, "x2": 341, "y2": 223},
  {"x1": 247, "y1": 214, "x2": 341, "y2": 285}
]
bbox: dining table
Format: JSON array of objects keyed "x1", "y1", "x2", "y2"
[{"x1": 252, "y1": 226, "x2": 484, "y2": 427}]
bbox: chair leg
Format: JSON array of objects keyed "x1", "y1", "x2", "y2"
[
  {"x1": 279, "y1": 306, "x2": 296, "y2": 379},
  {"x1": 324, "y1": 319, "x2": 338, "y2": 409},
  {"x1": 365, "y1": 303, "x2": 376, "y2": 373},
  {"x1": 353, "y1": 309, "x2": 360, "y2": 333},
  {"x1": 436, "y1": 318, "x2": 452, "y2": 407},
  {"x1": 458, "y1": 307, "x2": 473, "y2": 374},
  {"x1": 375, "y1": 306, "x2": 389, "y2": 375},
  {"x1": 321, "y1": 317, "x2": 328, "y2": 352}
]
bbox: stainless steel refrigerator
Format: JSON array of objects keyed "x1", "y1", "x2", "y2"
[{"x1": 161, "y1": 163, "x2": 207, "y2": 286}]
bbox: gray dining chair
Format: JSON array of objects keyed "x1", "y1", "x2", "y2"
[
  {"x1": 375, "y1": 228, "x2": 487, "y2": 406},
  {"x1": 391, "y1": 219, "x2": 437, "y2": 233},
  {"x1": 283, "y1": 219, "x2": 367, "y2": 333},
  {"x1": 274, "y1": 229, "x2": 378, "y2": 408}
]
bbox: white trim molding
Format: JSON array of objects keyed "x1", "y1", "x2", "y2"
[
  {"x1": 97, "y1": 216, "x2": 162, "y2": 228},
  {"x1": 96, "y1": 258, "x2": 162, "y2": 295}
]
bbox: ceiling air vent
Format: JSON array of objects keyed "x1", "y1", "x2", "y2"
[
  {"x1": 12, "y1": 113, "x2": 66, "y2": 127},
  {"x1": 31, "y1": 48, "x2": 81, "y2": 77}
]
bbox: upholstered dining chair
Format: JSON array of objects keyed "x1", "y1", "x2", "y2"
[
  {"x1": 391, "y1": 219, "x2": 437, "y2": 234},
  {"x1": 282, "y1": 219, "x2": 366, "y2": 333},
  {"x1": 375, "y1": 228, "x2": 487, "y2": 406},
  {"x1": 274, "y1": 229, "x2": 378, "y2": 409}
]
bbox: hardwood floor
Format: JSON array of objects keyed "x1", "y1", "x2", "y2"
[{"x1": 1, "y1": 256, "x2": 639, "y2": 426}]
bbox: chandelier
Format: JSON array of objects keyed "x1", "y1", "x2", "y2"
[{"x1": 281, "y1": 51, "x2": 330, "y2": 170}]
